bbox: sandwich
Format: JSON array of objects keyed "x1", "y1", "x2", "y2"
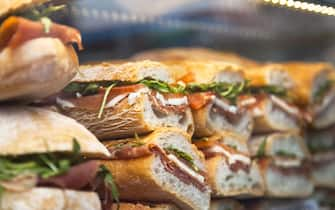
[
  {"x1": 210, "y1": 199, "x2": 245, "y2": 210},
  {"x1": 194, "y1": 133, "x2": 264, "y2": 197},
  {"x1": 237, "y1": 64, "x2": 304, "y2": 133},
  {"x1": 100, "y1": 128, "x2": 211, "y2": 210},
  {"x1": 283, "y1": 62, "x2": 335, "y2": 128},
  {"x1": 249, "y1": 132, "x2": 314, "y2": 198},
  {"x1": 132, "y1": 47, "x2": 259, "y2": 67},
  {"x1": 0, "y1": 0, "x2": 48, "y2": 18},
  {"x1": 306, "y1": 126, "x2": 335, "y2": 189},
  {"x1": 0, "y1": 106, "x2": 117, "y2": 210},
  {"x1": 0, "y1": 4, "x2": 82, "y2": 101},
  {"x1": 56, "y1": 61, "x2": 194, "y2": 139},
  {"x1": 166, "y1": 60, "x2": 254, "y2": 138}
]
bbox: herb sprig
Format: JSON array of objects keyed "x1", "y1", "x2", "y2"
[
  {"x1": 98, "y1": 166, "x2": 120, "y2": 210},
  {"x1": 165, "y1": 146, "x2": 199, "y2": 172}
]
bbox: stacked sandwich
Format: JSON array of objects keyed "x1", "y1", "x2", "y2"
[
  {"x1": 0, "y1": 2, "x2": 121, "y2": 210},
  {"x1": 56, "y1": 61, "x2": 212, "y2": 210},
  {"x1": 282, "y1": 62, "x2": 335, "y2": 210}
]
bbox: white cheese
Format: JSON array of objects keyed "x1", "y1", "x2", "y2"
[
  {"x1": 209, "y1": 145, "x2": 251, "y2": 165},
  {"x1": 56, "y1": 97, "x2": 75, "y2": 108},
  {"x1": 167, "y1": 154, "x2": 205, "y2": 184},
  {"x1": 274, "y1": 158, "x2": 302, "y2": 168},
  {"x1": 128, "y1": 88, "x2": 149, "y2": 105},
  {"x1": 105, "y1": 94, "x2": 128, "y2": 108},
  {"x1": 155, "y1": 92, "x2": 188, "y2": 106},
  {"x1": 214, "y1": 97, "x2": 238, "y2": 114}
]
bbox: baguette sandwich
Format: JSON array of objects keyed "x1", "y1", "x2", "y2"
[
  {"x1": 249, "y1": 133, "x2": 314, "y2": 198},
  {"x1": 283, "y1": 62, "x2": 335, "y2": 128},
  {"x1": 166, "y1": 60, "x2": 253, "y2": 138},
  {"x1": 194, "y1": 133, "x2": 264, "y2": 197},
  {"x1": 56, "y1": 61, "x2": 194, "y2": 139},
  {"x1": 237, "y1": 64, "x2": 304, "y2": 133},
  {"x1": 0, "y1": 106, "x2": 116, "y2": 210},
  {"x1": 0, "y1": 11, "x2": 82, "y2": 101},
  {"x1": 307, "y1": 126, "x2": 335, "y2": 189},
  {"x1": 100, "y1": 128, "x2": 211, "y2": 210}
]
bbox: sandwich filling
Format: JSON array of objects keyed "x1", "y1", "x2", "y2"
[
  {"x1": 196, "y1": 142, "x2": 251, "y2": 173},
  {"x1": 105, "y1": 140, "x2": 207, "y2": 192},
  {"x1": 0, "y1": 140, "x2": 119, "y2": 206}
]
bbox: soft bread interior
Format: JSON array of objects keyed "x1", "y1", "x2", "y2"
[
  {"x1": 312, "y1": 161, "x2": 335, "y2": 189},
  {"x1": 0, "y1": 106, "x2": 110, "y2": 158},
  {"x1": 313, "y1": 89, "x2": 335, "y2": 128},
  {"x1": 261, "y1": 98, "x2": 299, "y2": 132},
  {"x1": 265, "y1": 66, "x2": 294, "y2": 89},
  {"x1": 265, "y1": 167, "x2": 314, "y2": 197},
  {"x1": 206, "y1": 98, "x2": 253, "y2": 138},
  {"x1": 143, "y1": 94, "x2": 195, "y2": 136},
  {"x1": 213, "y1": 158, "x2": 264, "y2": 197},
  {"x1": 214, "y1": 70, "x2": 244, "y2": 84},
  {"x1": 0, "y1": 187, "x2": 101, "y2": 210},
  {"x1": 217, "y1": 132, "x2": 249, "y2": 154},
  {"x1": 0, "y1": 38, "x2": 78, "y2": 101}
]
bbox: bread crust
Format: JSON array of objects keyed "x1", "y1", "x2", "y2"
[
  {"x1": 206, "y1": 156, "x2": 264, "y2": 197},
  {"x1": 58, "y1": 92, "x2": 194, "y2": 140},
  {"x1": 0, "y1": 106, "x2": 110, "y2": 158},
  {"x1": 74, "y1": 60, "x2": 172, "y2": 83},
  {"x1": 0, "y1": 38, "x2": 78, "y2": 101},
  {"x1": 0, "y1": 187, "x2": 101, "y2": 210}
]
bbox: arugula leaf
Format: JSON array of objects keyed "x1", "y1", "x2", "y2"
[
  {"x1": 0, "y1": 139, "x2": 82, "y2": 183},
  {"x1": 314, "y1": 80, "x2": 334, "y2": 103},
  {"x1": 247, "y1": 85, "x2": 287, "y2": 97},
  {"x1": 275, "y1": 150, "x2": 297, "y2": 158},
  {"x1": 139, "y1": 79, "x2": 185, "y2": 94},
  {"x1": 99, "y1": 166, "x2": 120, "y2": 210},
  {"x1": 165, "y1": 147, "x2": 199, "y2": 172},
  {"x1": 98, "y1": 83, "x2": 117, "y2": 119},
  {"x1": 255, "y1": 138, "x2": 267, "y2": 158}
]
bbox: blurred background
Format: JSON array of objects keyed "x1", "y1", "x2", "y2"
[{"x1": 53, "y1": 0, "x2": 335, "y2": 63}]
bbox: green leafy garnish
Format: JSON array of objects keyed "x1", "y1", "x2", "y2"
[
  {"x1": 275, "y1": 150, "x2": 297, "y2": 158},
  {"x1": 99, "y1": 165, "x2": 120, "y2": 210},
  {"x1": 98, "y1": 83, "x2": 117, "y2": 119},
  {"x1": 139, "y1": 78, "x2": 185, "y2": 94},
  {"x1": 0, "y1": 139, "x2": 82, "y2": 182},
  {"x1": 247, "y1": 85, "x2": 287, "y2": 97},
  {"x1": 255, "y1": 138, "x2": 267, "y2": 158},
  {"x1": 165, "y1": 147, "x2": 199, "y2": 172},
  {"x1": 314, "y1": 80, "x2": 334, "y2": 103}
]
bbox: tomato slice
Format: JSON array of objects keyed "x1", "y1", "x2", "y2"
[{"x1": 187, "y1": 92, "x2": 214, "y2": 110}]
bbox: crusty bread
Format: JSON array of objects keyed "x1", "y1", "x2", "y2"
[
  {"x1": 210, "y1": 199, "x2": 245, "y2": 210},
  {"x1": 165, "y1": 60, "x2": 245, "y2": 84},
  {"x1": 101, "y1": 128, "x2": 210, "y2": 210},
  {"x1": 312, "y1": 157, "x2": 335, "y2": 189},
  {"x1": 248, "y1": 133, "x2": 310, "y2": 159},
  {"x1": 0, "y1": 38, "x2": 78, "y2": 101},
  {"x1": 110, "y1": 203, "x2": 180, "y2": 210},
  {"x1": 74, "y1": 60, "x2": 173, "y2": 83},
  {"x1": 207, "y1": 157, "x2": 264, "y2": 197},
  {"x1": 249, "y1": 95, "x2": 301, "y2": 133},
  {"x1": 0, "y1": 0, "x2": 49, "y2": 17},
  {"x1": 0, "y1": 106, "x2": 110, "y2": 158},
  {"x1": 244, "y1": 64, "x2": 295, "y2": 90},
  {"x1": 132, "y1": 47, "x2": 259, "y2": 67},
  {"x1": 192, "y1": 97, "x2": 253, "y2": 139},
  {"x1": 258, "y1": 159, "x2": 314, "y2": 198},
  {"x1": 57, "y1": 90, "x2": 194, "y2": 140},
  {"x1": 0, "y1": 187, "x2": 101, "y2": 210}
]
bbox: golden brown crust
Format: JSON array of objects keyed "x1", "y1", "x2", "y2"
[
  {"x1": 74, "y1": 60, "x2": 172, "y2": 83},
  {"x1": 132, "y1": 47, "x2": 259, "y2": 67},
  {"x1": 0, "y1": 106, "x2": 110, "y2": 158},
  {"x1": 282, "y1": 62, "x2": 335, "y2": 105}
]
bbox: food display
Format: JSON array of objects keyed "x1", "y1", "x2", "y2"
[{"x1": 0, "y1": 1, "x2": 334, "y2": 210}]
